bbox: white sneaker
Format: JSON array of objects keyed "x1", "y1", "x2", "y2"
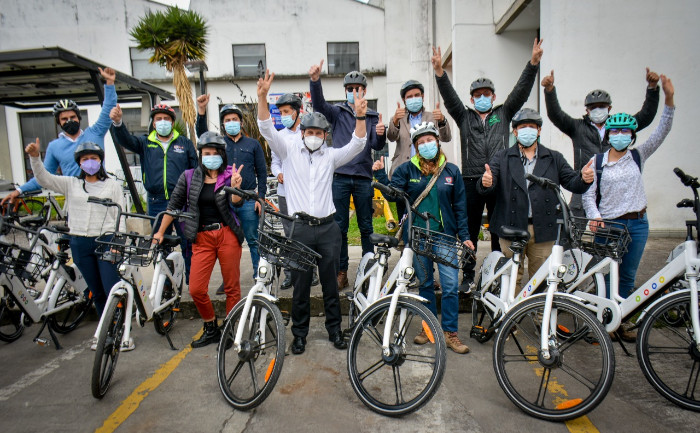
[
  {"x1": 120, "y1": 337, "x2": 136, "y2": 352},
  {"x1": 90, "y1": 338, "x2": 97, "y2": 351}
]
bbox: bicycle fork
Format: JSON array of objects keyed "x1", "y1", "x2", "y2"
[
  {"x1": 381, "y1": 249, "x2": 415, "y2": 354},
  {"x1": 540, "y1": 245, "x2": 565, "y2": 360}
]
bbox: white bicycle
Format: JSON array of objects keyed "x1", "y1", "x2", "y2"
[{"x1": 88, "y1": 197, "x2": 191, "y2": 398}]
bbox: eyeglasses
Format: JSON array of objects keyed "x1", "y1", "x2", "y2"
[
  {"x1": 608, "y1": 129, "x2": 632, "y2": 135},
  {"x1": 346, "y1": 86, "x2": 362, "y2": 92}
]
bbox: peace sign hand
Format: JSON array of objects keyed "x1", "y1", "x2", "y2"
[
  {"x1": 231, "y1": 164, "x2": 244, "y2": 188},
  {"x1": 531, "y1": 38, "x2": 544, "y2": 65},
  {"x1": 354, "y1": 89, "x2": 368, "y2": 117},
  {"x1": 257, "y1": 69, "x2": 275, "y2": 98},
  {"x1": 309, "y1": 59, "x2": 324, "y2": 82},
  {"x1": 431, "y1": 46, "x2": 444, "y2": 77}
]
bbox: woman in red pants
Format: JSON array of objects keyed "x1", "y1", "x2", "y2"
[{"x1": 155, "y1": 131, "x2": 245, "y2": 348}]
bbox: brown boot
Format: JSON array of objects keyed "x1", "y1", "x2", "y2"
[
  {"x1": 414, "y1": 329, "x2": 429, "y2": 345},
  {"x1": 337, "y1": 271, "x2": 349, "y2": 290},
  {"x1": 444, "y1": 331, "x2": 470, "y2": 354}
]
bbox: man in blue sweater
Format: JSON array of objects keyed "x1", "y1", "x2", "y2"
[
  {"x1": 2, "y1": 67, "x2": 117, "y2": 206},
  {"x1": 195, "y1": 94, "x2": 268, "y2": 284},
  {"x1": 308, "y1": 60, "x2": 386, "y2": 289}
]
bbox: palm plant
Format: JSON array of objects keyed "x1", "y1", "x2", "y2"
[{"x1": 130, "y1": 6, "x2": 208, "y2": 144}]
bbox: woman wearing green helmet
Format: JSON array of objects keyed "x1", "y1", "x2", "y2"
[{"x1": 582, "y1": 75, "x2": 676, "y2": 334}]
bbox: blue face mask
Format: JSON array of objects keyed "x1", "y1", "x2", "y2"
[
  {"x1": 224, "y1": 121, "x2": 241, "y2": 136},
  {"x1": 609, "y1": 133, "x2": 633, "y2": 151},
  {"x1": 346, "y1": 91, "x2": 355, "y2": 104},
  {"x1": 202, "y1": 155, "x2": 223, "y2": 170},
  {"x1": 155, "y1": 120, "x2": 172, "y2": 136},
  {"x1": 405, "y1": 97, "x2": 423, "y2": 113},
  {"x1": 417, "y1": 140, "x2": 439, "y2": 160},
  {"x1": 516, "y1": 127, "x2": 539, "y2": 147},
  {"x1": 281, "y1": 114, "x2": 295, "y2": 129},
  {"x1": 474, "y1": 95, "x2": 493, "y2": 113}
]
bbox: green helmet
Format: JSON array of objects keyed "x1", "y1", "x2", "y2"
[{"x1": 605, "y1": 113, "x2": 638, "y2": 131}]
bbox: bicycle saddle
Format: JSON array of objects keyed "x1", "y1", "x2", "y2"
[
  {"x1": 22, "y1": 215, "x2": 45, "y2": 227},
  {"x1": 369, "y1": 233, "x2": 399, "y2": 248},
  {"x1": 499, "y1": 226, "x2": 530, "y2": 242},
  {"x1": 159, "y1": 235, "x2": 181, "y2": 249}
]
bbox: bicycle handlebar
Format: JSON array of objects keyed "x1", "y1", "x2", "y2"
[
  {"x1": 674, "y1": 167, "x2": 700, "y2": 189},
  {"x1": 523, "y1": 173, "x2": 572, "y2": 244}
]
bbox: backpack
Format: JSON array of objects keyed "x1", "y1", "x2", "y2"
[{"x1": 595, "y1": 148, "x2": 641, "y2": 207}]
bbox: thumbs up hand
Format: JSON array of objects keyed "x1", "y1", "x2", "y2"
[
  {"x1": 25, "y1": 137, "x2": 41, "y2": 158},
  {"x1": 582, "y1": 159, "x2": 594, "y2": 184},
  {"x1": 376, "y1": 113, "x2": 386, "y2": 136},
  {"x1": 482, "y1": 164, "x2": 493, "y2": 188},
  {"x1": 432, "y1": 102, "x2": 444, "y2": 123},
  {"x1": 394, "y1": 101, "x2": 406, "y2": 127},
  {"x1": 372, "y1": 155, "x2": 385, "y2": 172},
  {"x1": 110, "y1": 104, "x2": 123, "y2": 123}
]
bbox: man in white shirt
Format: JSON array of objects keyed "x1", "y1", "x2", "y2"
[{"x1": 257, "y1": 69, "x2": 367, "y2": 355}]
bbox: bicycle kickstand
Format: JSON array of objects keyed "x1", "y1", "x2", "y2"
[
  {"x1": 162, "y1": 320, "x2": 178, "y2": 351},
  {"x1": 612, "y1": 331, "x2": 633, "y2": 357},
  {"x1": 33, "y1": 318, "x2": 62, "y2": 350}
]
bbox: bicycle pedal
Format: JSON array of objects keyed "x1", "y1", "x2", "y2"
[
  {"x1": 34, "y1": 337, "x2": 50, "y2": 347},
  {"x1": 280, "y1": 310, "x2": 291, "y2": 327},
  {"x1": 344, "y1": 291, "x2": 354, "y2": 300},
  {"x1": 172, "y1": 308, "x2": 181, "y2": 312}
]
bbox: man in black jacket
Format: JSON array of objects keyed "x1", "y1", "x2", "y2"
[
  {"x1": 478, "y1": 109, "x2": 594, "y2": 287},
  {"x1": 541, "y1": 68, "x2": 660, "y2": 216},
  {"x1": 431, "y1": 39, "x2": 543, "y2": 290}
]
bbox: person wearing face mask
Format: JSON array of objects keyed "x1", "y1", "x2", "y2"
[
  {"x1": 111, "y1": 103, "x2": 198, "y2": 281},
  {"x1": 478, "y1": 109, "x2": 594, "y2": 289},
  {"x1": 431, "y1": 39, "x2": 543, "y2": 293},
  {"x1": 387, "y1": 80, "x2": 451, "y2": 221},
  {"x1": 195, "y1": 96, "x2": 267, "y2": 291},
  {"x1": 154, "y1": 131, "x2": 246, "y2": 348},
  {"x1": 373, "y1": 122, "x2": 475, "y2": 354},
  {"x1": 25, "y1": 140, "x2": 125, "y2": 348},
  {"x1": 583, "y1": 76, "x2": 675, "y2": 313},
  {"x1": 1, "y1": 67, "x2": 117, "y2": 208},
  {"x1": 308, "y1": 60, "x2": 387, "y2": 290},
  {"x1": 541, "y1": 67, "x2": 660, "y2": 217},
  {"x1": 257, "y1": 69, "x2": 367, "y2": 355}
]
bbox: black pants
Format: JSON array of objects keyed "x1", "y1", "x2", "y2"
[
  {"x1": 290, "y1": 220, "x2": 342, "y2": 338},
  {"x1": 463, "y1": 177, "x2": 501, "y2": 280}
]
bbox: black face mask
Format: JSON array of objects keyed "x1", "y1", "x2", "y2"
[{"x1": 61, "y1": 120, "x2": 80, "y2": 135}]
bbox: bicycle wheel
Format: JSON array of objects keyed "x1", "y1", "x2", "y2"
[
  {"x1": 16, "y1": 199, "x2": 44, "y2": 217},
  {"x1": 91, "y1": 293, "x2": 127, "y2": 399},
  {"x1": 471, "y1": 276, "x2": 502, "y2": 343},
  {"x1": 492, "y1": 296, "x2": 615, "y2": 421},
  {"x1": 347, "y1": 297, "x2": 446, "y2": 416},
  {"x1": 218, "y1": 296, "x2": 285, "y2": 410},
  {"x1": 0, "y1": 291, "x2": 24, "y2": 342},
  {"x1": 637, "y1": 291, "x2": 700, "y2": 412},
  {"x1": 154, "y1": 278, "x2": 180, "y2": 335},
  {"x1": 49, "y1": 283, "x2": 92, "y2": 334}
]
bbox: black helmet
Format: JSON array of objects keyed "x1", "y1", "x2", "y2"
[
  {"x1": 470, "y1": 78, "x2": 495, "y2": 95},
  {"x1": 219, "y1": 104, "x2": 243, "y2": 123},
  {"x1": 400, "y1": 80, "x2": 424, "y2": 99},
  {"x1": 585, "y1": 89, "x2": 612, "y2": 106},
  {"x1": 343, "y1": 71, "x2": 367, "y2": 88},
  {"x1": 74, "y1": 142, "x2": 104, "y2": 163},
  {"x1": 53, "y1": 99, "x2": 81, "y2": 123},
  {"x1": 150, "y1": 104, "x2": 176, "y2": 121},
  {"x1": 511, "y1": 108, "x2": 543, "y2": 128},
  {"x1": 197, "y1": 131, "x2": 227, "y2": 150},
  {"x1": 300, "y1": 112, "x2": 331, "y2": 132},
  {"x1": 275, "y1": 93, "x2": 302, "y2": 111}
]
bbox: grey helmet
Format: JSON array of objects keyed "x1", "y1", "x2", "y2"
[
  {"x1": 53, "y1": 99, "x2": 81, "y2": 123},
  {"x1": 470, "y1": 78, "x2": 495, "y2": 95},
  {"x1": 73, "y1": 141, "x2": 104, "y2": 163},
  {"x1": 409, "y1": 121, "x2": 440, "y2": 144},
  {"x1": 400, "y1": 80, "x2": 424, "y2": 99},
  {"x1": 219, "y1": 104, "x2": 243, "y2": 124},
  {"x1": 343, "y1": 71, "x2": 367, "y2": 88},
  {"x1": 585, "y1": 89, "x2": 612, "y2": 106},
  {"x1": 197, "y1": 131, "x2": 227, "y2": 150},
  {"x1": 300, "y1": 112, "x2": 331, "y2": 132},
  {"x1": 274, "y1": 93, "x2": 302, "y2": 111},
  {"x1": 511, "y1": 108, "x2": 543, "y2": 128}
]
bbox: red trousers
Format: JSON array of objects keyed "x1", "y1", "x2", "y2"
[{"x1": 189, "y1": 226, "x2": 242, "y2": 321}]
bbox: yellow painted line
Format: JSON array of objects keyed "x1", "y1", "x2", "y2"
[{"x1": 95, "y1": 329, "x2": 202, "y2": 433}]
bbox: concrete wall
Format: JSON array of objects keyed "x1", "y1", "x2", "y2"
[{"x1": 539, "y1": 0, "x2": 700, "y2": 232}]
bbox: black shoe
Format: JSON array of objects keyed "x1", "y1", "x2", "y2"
[
  {"x1": 458, "y1": 279, "x2": 476, "y2": 294},
  {"x1": 191, "y1": 319, "x2": 221, "y2": 348},
  {"x1": 311, "y1": 270, "x2": 320, "y2": 286},
  {"x1": 329, "y1": 331, "x2": 347, "y2": 350},
  {"x1": 290, "y1": 336, "x2": 306, "y2": 354},
  {"x1": 216, "y1": 283, "x2": 225, "y2": 295},
  {"x1": 281, "y1": 273, "x2": 293, "y2": 290}
]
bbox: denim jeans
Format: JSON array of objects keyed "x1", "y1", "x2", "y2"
[
  {"x1": 70, "y1": 236, "x2": 121, "y2": 317},
  {"x1": 612, "y1": 215, "x2": 649, "y2": 299},
  {"x1": 232, "y1": 199, "x2": 260, "y2": 278},
  {"x1": 148, "y1": 196, "x2": 191, "y2": 282},
  {"x1": 412, "y1": 241, "x2": 460, "y2": 332},
  {"x1": 332, "y1": 174, "x2": 374, "y2": 271}
]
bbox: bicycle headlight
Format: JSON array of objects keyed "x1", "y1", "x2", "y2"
[
  {"x1": 403, "y1": 266, "x2": 415, "y2": 280},
  {"x1": 557, "y1": 264, "x2": 567, "y2": 278},
  {"x1": 258, "y1": 265, "x2": 268, "y2": 278}
]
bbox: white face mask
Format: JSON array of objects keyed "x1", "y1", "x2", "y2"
[
  {"x1": 304, "y1": 135, "x2": 324, "y2": 152},
  {"x1": 589, "y1": 107, "x2": 609, "y2": 124}
]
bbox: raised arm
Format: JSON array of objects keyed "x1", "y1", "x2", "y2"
[
  {"x1": 633, "y1": 68, "x2": 661, "y2": 131},
  {"x1": 332, "y1": 89, "x2": 368, "y2": 168},
  {"x1": 110, "y1": 105, "x2": 145, "y2": 155},
  {"x1": 86, "y1": 67, "x2": 117, "y2": 137},
  {"x1": 309, "y1": 59, "x2": 340, "y2": 124},
  {"x1": 195, "y1": 93, "x2": 210, "y2": 137},
  {"x1": 253, "y1": 139, "x2": 268, "y2": 198},
  {"x1": 542, "y1": 70, "x2": 577, "y2": 136},
  {"x1": 432, "y1": 46, "x2": 468, "y2": 125},
  {"x1": 636, "y1": 75, "x2": 675, "y2": 161},
  {"x1": 26, "y1": 139, "x2": 73, "y2": 195},
  {"x1": 256, "y1": 69, "x2": 289, "y2": 159},
  {"x1": 581, "y1": 156, "x2": 601, "y2": 219}
]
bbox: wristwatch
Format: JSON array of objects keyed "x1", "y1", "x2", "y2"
[{"x1": 355, "y1": 115, "x2": 366, "y2": 120}]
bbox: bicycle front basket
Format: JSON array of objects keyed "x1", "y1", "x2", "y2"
[
  {"x1": 258, "y1": 231, "x2": 319, "y2": 272},
  {"x1": 410, "y1": 226, "x2": 474, "y2": 269},
  {"x1": 570, "y1": 217, "x2": 631, "y2": 261},
  {"x1": 0, "y1": 240, "x2": 48, "y2": 283},
  {"x1": 95, "y1": 231, "x2": 157, "y2": 266}
]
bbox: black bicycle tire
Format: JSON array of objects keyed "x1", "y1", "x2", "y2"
[{"x1": 91, "y1": 293, "x2": 127, "y2": 399}]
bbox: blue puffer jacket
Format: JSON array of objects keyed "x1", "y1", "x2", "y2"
[{"x1": 374, "y1": 154, "x2": 470, "y2": 241}]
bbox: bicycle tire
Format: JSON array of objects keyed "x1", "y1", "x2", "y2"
[
  {"x1": 91, "y1": 293, "x2": 127, "y2": 399},
  {"x1": 154, "y1": 277, "x2": 180, "y2": 335},
  {"x1": 218, "y1": 296, "x2": 285, "y2": 410},
  {"x1": 49, "y1": 283, "x2": 92, "y2": 334},
  {"x1": 0, "y1": 292, "x2": 24, "y2": 343},
  {"x1": 492, "y1": 296, "x2": 615, "y2": 421},
  {"x1": 471, "y1": 276, "x2": 502, "y2": 344},
  {"x1": 347, "y1": 297, "x2": 446, "y2": 416},
  {"x1": 637, "y1": 291, "x2": 700, "y2": 412},
  {"x1": 16, "y1": 199, "x2": 44, "y2": 218}
]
